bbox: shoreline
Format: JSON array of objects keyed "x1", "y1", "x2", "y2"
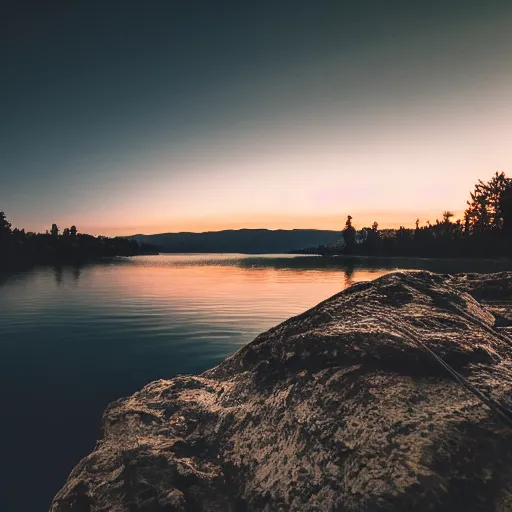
[
  {"x1": 289, "y1": 251, "x2": 512, "y2": 263},
  {"x1": 142, "y1": 251, "x2": 512, "y2": 265},
  {"x1": 51, "y1": 270, "x2": 512, "y2": 511}
]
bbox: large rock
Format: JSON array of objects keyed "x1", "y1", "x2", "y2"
[{"x1": 51, "y1": 271, "x2": 512, "y2": 511}]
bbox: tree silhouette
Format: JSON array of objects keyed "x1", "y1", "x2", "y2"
[
  {"x1": 464, "y1": 172, "x2": 512, "y2": 234},
  {"x1": 500, "y1": 185, "x2": 512, "y2": 236},
  {"x1": 0, "y1": 211, "x2": 156, "y2": 270},
  {"x1": 442, "y1": 211, "x2": 454, "y2": 223},
  {"x1": 51, "y1": 223, "x2": 60, "y2": 238},
  {"x1": 2, "y1": 170, "x2": 511, "y2": 268},
  {"x1": 342, "y1": 215, "x2": 356, "y2": 252},
  {"x1": 328, "y1": 172, "x2": 511, "y2": 258},
  {"x1": 0, "y1": 211, "x2": 11, "y2": 241}
]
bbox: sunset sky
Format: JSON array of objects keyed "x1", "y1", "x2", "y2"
[{"x1": 3, "y1": 1, "x2": 512, "y2": 236}]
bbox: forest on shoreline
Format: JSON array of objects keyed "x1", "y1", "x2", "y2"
[
  {"x1": 316, "y1": 172, "x2": 512, "y2": 258},
  {"x1": 0, "y1": 218, "x2": 157, "y2": 270},
  {"x1": 2, "y1": 172, "x2": 511, "y2": 268}
]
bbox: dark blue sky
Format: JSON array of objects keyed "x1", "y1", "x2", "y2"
[{"x1": 2, "y1": 1, "x2": 512, "y2": 234}]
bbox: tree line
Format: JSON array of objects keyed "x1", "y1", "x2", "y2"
[
  {"x1": 0, "y1": 216, "x2": 157, "y2": 270},
  {"x1": 323, "y1": 171, "x2": 512, "y2": 258}
]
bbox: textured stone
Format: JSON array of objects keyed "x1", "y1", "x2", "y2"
[{"x1": 51, "y1": 271, "x2": 512, "y2": 511}]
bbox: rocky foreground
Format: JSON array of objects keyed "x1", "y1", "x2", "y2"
[{"x1": 51, "y1": 271, "x2": 512, "y2": 511}]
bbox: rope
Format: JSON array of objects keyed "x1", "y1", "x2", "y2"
[
  {"x1": 324, "y1": 309, "x2": 512, "y2": 429},
  {"x1": 399, "y1": 322, "x2": 512, "y2": 429}
]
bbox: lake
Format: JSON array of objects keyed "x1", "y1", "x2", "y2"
[{"x1": 1, "y1": 254, "x2": 512, "y2": 511}]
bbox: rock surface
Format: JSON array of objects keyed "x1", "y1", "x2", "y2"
[{"x1": 51, "y1": 271, "x2": 512, "y2": 512}]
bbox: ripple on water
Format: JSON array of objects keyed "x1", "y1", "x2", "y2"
[{"x1": 2, "y1": 254, "x2": 512, "y2": 511}]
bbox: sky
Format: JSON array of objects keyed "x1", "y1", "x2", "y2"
[{"x1": 2, "y1": 0, "x2": 512, "y2": 236}]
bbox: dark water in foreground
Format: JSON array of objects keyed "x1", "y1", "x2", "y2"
[{"x1": 1, "y1": 254, "x2": 511, "y2": 511}]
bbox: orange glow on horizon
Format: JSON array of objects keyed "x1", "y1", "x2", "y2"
[{"x1": 79, "y1": 209, "x2": 465, "y2": 237}]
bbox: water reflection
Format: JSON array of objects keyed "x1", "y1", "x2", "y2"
[
  {"x1": 1, "y1": 253, "x2": 512, "y2": 511},
  {"x1": 53, "y1": 265, "x2": 82, "y2": 285},
  {"x1": 0, "y1": 273, "x2": 9, "y2": 288},
  {"x1": 101, "y1": 253, "x2": 512, "y2": 274},
  {"x1": 72, "y1": 266, "x2": 81, "y2": 283},
  {"x1": 342, "y1": 260, "x2": 356, "y2": 287},
  {"x1": 54, "y1": 266, "x2": 63, "y2": 285}
]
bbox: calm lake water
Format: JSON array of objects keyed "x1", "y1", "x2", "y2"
[{"x1": 1, "y1": 253, "x2": 512, "y2": 511}]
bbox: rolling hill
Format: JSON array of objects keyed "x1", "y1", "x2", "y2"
[{"x1": 130, "y1": 229, "x2": 341, "y2": 254}]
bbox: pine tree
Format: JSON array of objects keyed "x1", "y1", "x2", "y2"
[
  {"x1": 464, "y1": 172, "x2": 512, "y2": 234},
  {"x1": 342, "y1": 215, "x2": 356, "y2": 251}
]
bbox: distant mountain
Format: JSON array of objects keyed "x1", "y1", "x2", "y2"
[{"x1": 130, "y1": 229, "x2": 341, "y2": 254}]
